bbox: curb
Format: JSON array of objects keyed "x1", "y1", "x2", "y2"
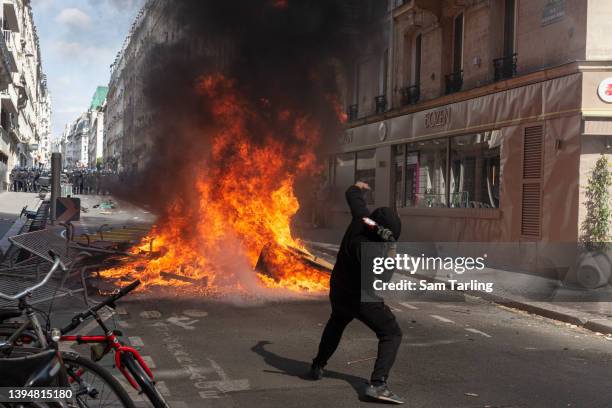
[{"x1": 411, "y1": 272, "x2": 612, "y2": 335}]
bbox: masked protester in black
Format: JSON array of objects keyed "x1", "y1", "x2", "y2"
[{"x1": 310, "y1": 182, "x2": 404, "y2": 404}]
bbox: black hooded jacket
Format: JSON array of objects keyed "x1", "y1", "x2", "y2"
[{"x1": 330, "y1": 186, "x2": 401, "y2": 297}]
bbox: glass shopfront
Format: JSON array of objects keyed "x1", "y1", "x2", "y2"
[
  {"x1": 393, "y1": 130, "x2": 502, "y2": 209},
  {"x1": 334, "y1": 148, "x2": 377, "y2": 204}
]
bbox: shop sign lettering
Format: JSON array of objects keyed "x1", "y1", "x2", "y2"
[
  {"x1": 342, "y1": 131, "x2": 354, "y2": 144},
  {"x1": 425, "y1": 108, "x2": 451, "y2": 129}
]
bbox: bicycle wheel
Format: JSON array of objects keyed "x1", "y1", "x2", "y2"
[
  {"x1": 62, "y1": 353, "x2": 135, "y2": 408},
  {"x1": 122, "y1": 353, "x2": 169, "y2": 408}
]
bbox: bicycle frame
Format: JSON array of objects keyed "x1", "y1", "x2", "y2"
[
  {"x1": 60, "y1": 313, "x2": 154, "y2": 390},
  {"x1": 0, "y1": 298, "x2": 49, "y2": 352}
]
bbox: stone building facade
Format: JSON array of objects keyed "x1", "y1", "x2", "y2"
[
  {"x1": 0, "y1": 0, "x2": 51, "y2": 189},
  {"x1": 331, "y1": 0, "x2": 612, "y2": 243}
]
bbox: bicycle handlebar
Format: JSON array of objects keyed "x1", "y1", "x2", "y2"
[
  {"x1": 92, "y1": 280, "x2": 140, "y2": 313},
  {"x1": 61, "y1": 280, "x2": 140, "y2": 335},
  {"x1": 0, "y1": 251, "x2": 66, "y2": 301}
]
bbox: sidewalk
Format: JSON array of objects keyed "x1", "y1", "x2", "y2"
[
  {"x1": 0, "y1": 192, "x2": 42, "y2": 253},
  {"x1": 302, "y1": 227, "x2": 612, "y2": 336}
]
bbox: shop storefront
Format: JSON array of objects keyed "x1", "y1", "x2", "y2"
[{"x1": 328, "y1": 70, "x2": 610, "y2": 243}]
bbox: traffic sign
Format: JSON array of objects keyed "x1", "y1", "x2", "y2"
[{"x1": 56, "y1": 197, "x2": 81, "y2": 223}]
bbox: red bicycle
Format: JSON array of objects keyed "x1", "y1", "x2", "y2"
[{"x1": 59, "y1": 280, "x2": 170, "y2": 408}]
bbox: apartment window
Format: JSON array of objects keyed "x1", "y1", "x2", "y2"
[
  {"x1": 450, "y1": 131, "x2": 502, "y2": 208},
  {"x1": 413, "y1": 34, "x2": 422, "y2": 86},
  {"x1": 504, "y1": 0, "x2": 516, "y2": 56},
  {"x1": 381, "y1": 48, "x2": 389, "y2": 98},
  {"x1": 334, "y1": 149, "x2": 377, "y2": 205},
  {"x1": 452, "y1": 13, "x2": 464, "y2": 73}
]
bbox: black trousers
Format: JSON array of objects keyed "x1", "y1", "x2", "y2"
[{"x1": 314, "y1": 288, "x2": 402, "y2": 383}]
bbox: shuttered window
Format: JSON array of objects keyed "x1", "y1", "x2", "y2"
[{"x1": 521, "y1": 125, "x2": 543, "y2": 238}]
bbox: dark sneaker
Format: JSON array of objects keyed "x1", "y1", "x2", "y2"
[
  {"x1": 309, "y1": 363, "x2": 324, "y2": 380},
  {"x1": 364, "y1": 383, "x2": 405, "y2": 404}
]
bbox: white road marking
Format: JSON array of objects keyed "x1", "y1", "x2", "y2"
[
  {"x1": 208, "y1": 358, "x2": 229, "y2": 381},
  {"x1": 115, "y1": 307, "x2": 128, "y2": 315},
  {"x1": 167, "y1": 316, "x2": 199, "y2": 330},
  {"x1": 388, "y1": 305, "x2": 402, "y2": 312},
  {"x1": 156, "y1": 381, "x2": 171, "y2": 396},
  {"x1": 183, "y1": 309, "x2": 209, "y2": 318},
  {"x1": 199, "y1": 390, "x2": 221, "y2": 399},
  {"x1": 405, "y1": 339, "x2": 463, "y2": 347},
  {"x1": 203, "y1": 358, "x2": 251, "y2": 393},
  {"x1": 465, "y1": 328, "x2": 492, "y2": 338},
  {"x1": 154, "y1": 367, "x2": 214, "y2": 379},
  {"x1": 430, "y1": 314, "x2": 455, "y2": 324},
  {"x1": 128, "y1": 336, "x2": 145, "y2": 347},
  {"x1": 141, "y1": 355, "x2": 156, "y2": 368},
  {"x1": 198, "y1": 379, "x2": 251, "y2": 393},
  {"x1": 140, "y1": 310, "x2": 162, "y2": 319},
  {"x1": 399, "y1": 302, "x2": 418, "y2": 310}
]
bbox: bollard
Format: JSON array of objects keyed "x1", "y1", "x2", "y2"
[{"x1": 50, "y1": 152, "x2": 62, "y2": 223}]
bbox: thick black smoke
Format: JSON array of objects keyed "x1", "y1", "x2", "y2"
[{"x1": 117, "y1": 0, "x2": 381, "y2": 217}]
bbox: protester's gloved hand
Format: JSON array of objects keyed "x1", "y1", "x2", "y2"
[{"x1": 355, "y1": 181, "x2": 370, "y2": 190}]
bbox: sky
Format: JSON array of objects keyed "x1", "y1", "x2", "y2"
[{"x1": 31, "y1": 0, "x2": 145, "y2": 139}]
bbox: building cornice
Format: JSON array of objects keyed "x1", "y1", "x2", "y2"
[{"x1": 345, "y1": 60, "x2": 612, "y2": 130}]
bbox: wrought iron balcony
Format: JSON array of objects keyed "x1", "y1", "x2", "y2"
[
  {"x1": 375, "y1": 95, "x2": 387, "y2": 114},
  {"x1": 347, "y1": 104, "x2": 358, "y2": 121},
  {"x1": 400, "y1": 85, "x2": 420, "y2": 106},
  {"x1": 493, "y1": 53, "x2": 518, "y2": 81},
  {"x1": 445, "y1": 70, "x2": 463, "y2": 95}
]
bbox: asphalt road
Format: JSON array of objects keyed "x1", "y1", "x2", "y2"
[
  {"x1": 75, "y1": 194, "x2": 156, "y2": 234},
  {"x1": 49, "y1": 288, "x2": 612, "y2": 408},
  {"x1": 38, "y1": 194, "x2": 612, "y2": 408}
]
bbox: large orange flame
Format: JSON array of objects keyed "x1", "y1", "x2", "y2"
[{"x1": 100, "y1": 75, "x2": 330, "y2": 296}]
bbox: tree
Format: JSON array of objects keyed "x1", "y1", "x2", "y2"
[{"x1": 580, "y1": 154, "x2": 612, "y2": 251}]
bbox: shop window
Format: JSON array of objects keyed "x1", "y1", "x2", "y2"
[
  {"x1": 450, "y1": 131, "x2": 502, "y2": 208},
  {"x1": 356, "y1": 149, "x2": 376, "y2": 204},
  {"x1": 334, "y1": 150, "x2": 377, "y2": 205},
  {"x1": 334, "y1": 152, "x2": 355, "y2": 192},
  {"x1": 394, "y1": 145, "x2": 405, "y2": 207},
  {"x1": 394, "y1": 139, "x2": 447, "y2": 208},
  {"x1": 410, "y1": 139, "x2": 447, "y2": 207},
  {"x1": 406, "y1": 152, "x2": 420, "y2": 207}
]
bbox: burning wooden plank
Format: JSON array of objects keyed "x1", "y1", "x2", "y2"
[
  {"x1": 255, "y1": 243, "x2": 332, "y2": 285},
  {"x1": 160, "y1": 271, "x2": 208, "y2": 286}
]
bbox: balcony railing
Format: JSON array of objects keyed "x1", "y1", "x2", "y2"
[
  {"x1": 347, "y1": 104, "x2": 358, "y2": 121},
  {"x1": 400, "y1": 85, "x2": 420, "y2": 106},
  {"x1": 493, "y1": 53, "x2": 518, "y2": 81},
  {"x1": 375, "y1": 95, "x2": 387, "y2": 114},
  {"x1": 445, "y1": 70, "x2": 463, "y2": 95}
]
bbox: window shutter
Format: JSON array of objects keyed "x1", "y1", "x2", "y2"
[{"x1": 521, "y1": 125, "x2": 543, "y2": 238}]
